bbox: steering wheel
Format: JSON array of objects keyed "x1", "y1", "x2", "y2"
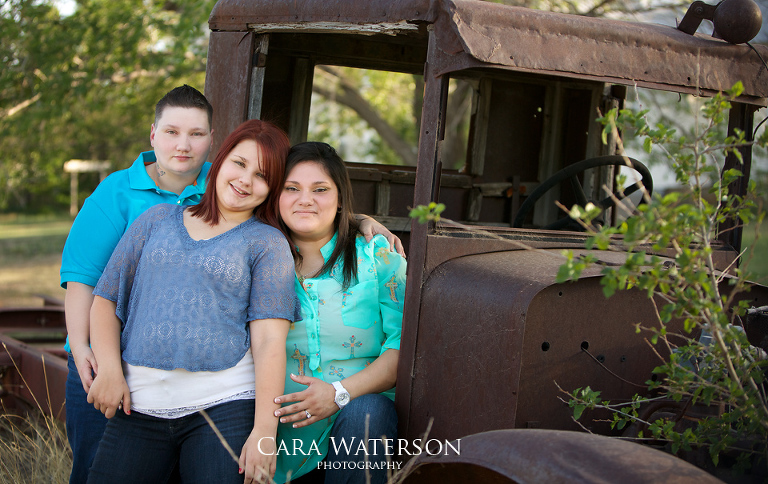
[{"x1": 512, "y1": 155, "x2": 653, "y2": 230}]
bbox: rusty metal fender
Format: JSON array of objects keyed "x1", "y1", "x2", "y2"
[{"x1": 399, "y1": 429, "x2": 725, "y2": 483}]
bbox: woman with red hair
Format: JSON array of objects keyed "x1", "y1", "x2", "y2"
[{"x1": 87, "y1": 119, "x2": 301, "y2": 484}]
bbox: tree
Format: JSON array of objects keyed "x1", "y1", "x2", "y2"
[
  {"x1": 309, "y1": 66, "x2": 421, "y2": 166},
  {"x1": 0, "y1": 0, "x2": 216, "y2": 212}
]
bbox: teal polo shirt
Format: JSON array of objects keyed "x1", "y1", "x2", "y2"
[{"x1": 60, "y1": 151, "x2": 210, "y2": 352}]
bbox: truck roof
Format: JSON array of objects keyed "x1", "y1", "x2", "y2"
[{"x1": 209, "y1": 0, "x2": 768, "y2": 104}]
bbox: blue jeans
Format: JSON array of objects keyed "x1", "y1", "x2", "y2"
[
  {"x1": 325, "y1": 394, "x2": 398, "y2": 484},
  {"x1": 86, "y1": 399, "x2": 255, "y2": 484},
  {"x1": 66, "y1": 353, "x2": 108, "y2": 484}
]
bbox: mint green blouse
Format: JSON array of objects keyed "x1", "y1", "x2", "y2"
[{"x1": 274, "y1": 233, "x2": 406, "y2": 483}]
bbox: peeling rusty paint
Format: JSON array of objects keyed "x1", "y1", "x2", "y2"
[
  {"x1": 209, "y1": 0, "x2": 436, "y2": 31},
  {"x1": 245, "y1": 21, "x2": 421, "y2": 36},
  {"x1": 438, "y1": 0, "x2": 768, "y2": 102}
]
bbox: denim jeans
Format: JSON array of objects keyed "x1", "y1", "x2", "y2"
[
  {"x1": 66, "y1": 353, "x2": 108, "y2": 484},
  {"x1": 324, "y1": 393, "x2": 398, "y2": 484},
  {"x1": 86, "y1": 399, "x2": 255, "y2": 484}
]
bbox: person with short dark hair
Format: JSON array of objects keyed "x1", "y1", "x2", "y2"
[{"x1": 61, "y1": 84, "x2": 215, "y2": 484}]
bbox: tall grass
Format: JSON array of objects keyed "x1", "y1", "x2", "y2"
[
  {"x1": 0, "y1": 409, "x2": 71, "y2": 483},
  {"x1": 0, "y1": 343, "x2": 71, "y2": 483}
]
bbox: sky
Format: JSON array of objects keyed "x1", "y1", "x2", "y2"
[{"x1": 53, "y1": 0, "x2": 74, "y2": 16}]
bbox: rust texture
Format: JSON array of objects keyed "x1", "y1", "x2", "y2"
[
  {"x1": 209, "y1": 0, "x2": 436, "y2": 31},
  {"x1": 401, "y1": 239, "x2": 768, "y2": 441},
  {"x1": 204, "y1": 30, "x2": 255, "y2": 157},
  {"x1": 435, "y1": 0, "x2": 768, "y2": 101},
  {"x1": 400, "y1": 429, "x2": 726, "y2": 483},
  {"x1": 404, "y1": 248, "x2": 682, "y2": 441},
  {"x1": 209, "y1": 0, "x2": 768, "y2": 103},
  {"x1": 0, "y1": 306, "x2": 68, "y2": 421}
]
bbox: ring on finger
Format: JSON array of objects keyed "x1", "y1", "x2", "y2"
[{"x1": 305, "y1": 410, "x2": 312, "y2": 419}]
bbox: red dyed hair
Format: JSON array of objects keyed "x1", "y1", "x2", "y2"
[{"x1": 189, "y1": 119, "x2": 289, "y2": 229}]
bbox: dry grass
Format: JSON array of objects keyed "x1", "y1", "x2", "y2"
[
  {"x1": 0, "y1": 408, "x2": 71, "y2": 484},
  {"x1": 0, "y1": 216, "x2": 72, "y2": 482},
  {"x1": 0, "y1": 342, "x2": 72, "y2": 484},
  {"x1": 201, "y1": 410, "x2": 429, "y2": 484}
]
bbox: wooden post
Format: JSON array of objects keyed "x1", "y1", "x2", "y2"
[
  {"x1": 63, "y1": 160, "x2": 111, "y2": 216},
  {"x1": 69, "y1": 171, "x2": 78, "y2": 217}
]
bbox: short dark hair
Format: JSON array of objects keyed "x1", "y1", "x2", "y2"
[
  {"x1": 154, "y1": 85, "x2": 213, "y2": 129},
  {"x1": 189, "y1": 119, "x2": 290, "y2": 228},
  {"x1": 283, "y1": 142, "x2": 360, "y2": 289}
]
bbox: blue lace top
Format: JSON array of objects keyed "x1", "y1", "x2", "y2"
[{"x1": 94, "y1": 204, "x2": 301, "y2": 371}]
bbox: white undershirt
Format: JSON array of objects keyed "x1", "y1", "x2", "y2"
[{"x1": 124, "y1": 351, "x2": 256, "y2": 419}]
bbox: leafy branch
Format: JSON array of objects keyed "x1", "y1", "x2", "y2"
[{"x1": 559, "y1": 82, "x2": 768, "y2": 472}]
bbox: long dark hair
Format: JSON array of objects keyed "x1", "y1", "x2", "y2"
[
  {"x1": 283, "y1": 142, "x2": 360, "y2": 289},
  {"x1": 189, "y1": 119, "x2": 290, "y2": 228}
]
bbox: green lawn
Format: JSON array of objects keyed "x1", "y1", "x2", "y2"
[
  {"x1": 0, "y1": 214, "x2": 72, "y2": 306},
  {"x1": 740, "y1": 220, "x2": 768, "y2": 284},
  {"x1": 0, "y1": 215, "x2": 72, "y2": 261}
]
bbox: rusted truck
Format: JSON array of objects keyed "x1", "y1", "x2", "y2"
[
  {"x1": 2, "y1": 0, "x2": 767, "y2": 481},
  {"x1": 203, "y1": 0, "x2": 768, "y2": 480}
]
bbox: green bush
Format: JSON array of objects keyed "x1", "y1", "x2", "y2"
[{"x1": 559, "y1": 83, "x2": 768, "y2": 474}]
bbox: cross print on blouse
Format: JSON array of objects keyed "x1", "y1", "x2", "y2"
[{"x1": 342, "y1": 335, "x2": 362, "y2": 357}]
